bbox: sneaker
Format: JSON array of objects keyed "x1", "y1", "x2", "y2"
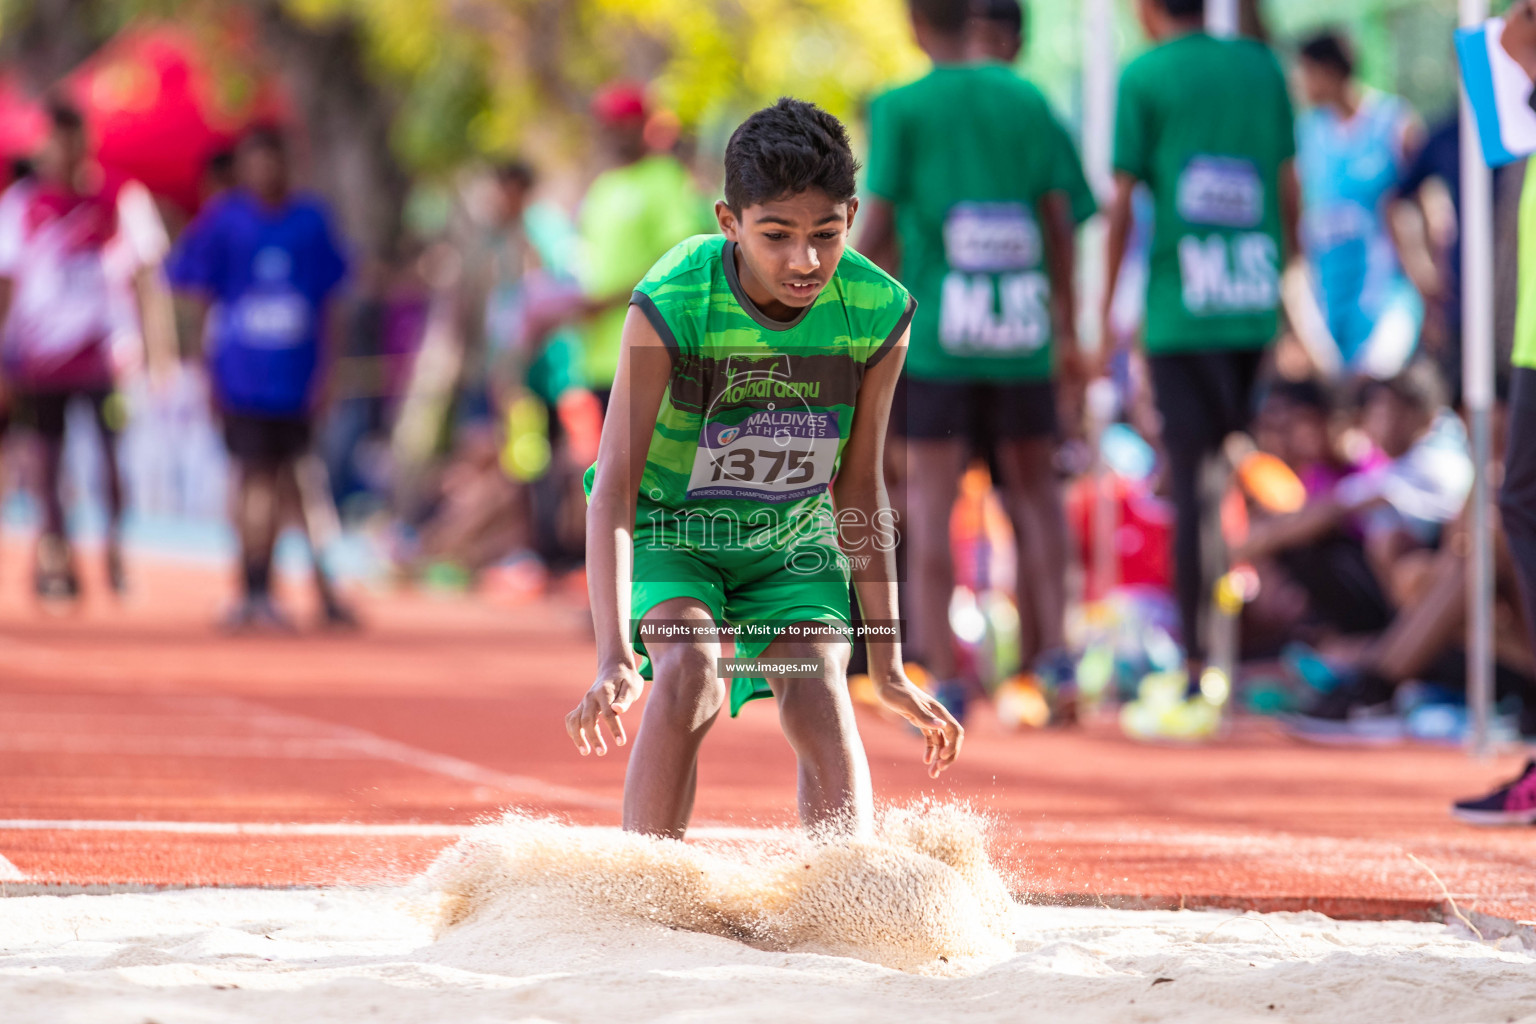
[
  {"x1": 994, "y1": 674, "x2": 1051, "y2": 730},
  {"x1": 1034, "y1": 649, "x2": 1080, "y2": 726},
  {"x1": 319, "y1": 599, "x2": 362, "y2": 631},
  {"x1": 1281, "y1": 642, "x2": 1345, "y2": 693},
  {"x1": 217, "y1": 598, "x2": 259, "y2": 633},
  {"x1": 34, "y1": 535, "x2": 79, "y2": 602},
  {"x1": 1451, "y1": 760, "x2": 1536, "y2": 826},
  {"x1": 105, "y1": 539, "x2": 127, "y2": 597},
  {"x1": 1120, "y1": 671, "x2": 1223, "y2": 743},
  {"x1": 248, "y1": 596, "x2": 298, "y2": 634},
  {"x1": 218, "y1": 595, "x2": 297, "y2": 635},
  {"x1": 1281, "y1": 681, "x2": 1404, "y2": 745}
]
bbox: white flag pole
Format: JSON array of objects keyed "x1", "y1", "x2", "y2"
[{"x1": 1459, "y1": 0, "x2": 1495, "y2": 758}]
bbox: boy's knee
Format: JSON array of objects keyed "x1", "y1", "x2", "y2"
[{"x1": 650, "y1": 643, "x2": 726, "y2": 722}]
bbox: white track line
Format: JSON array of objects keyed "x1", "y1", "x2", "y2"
[
  {"x1": 0, "y1": 853, "x2": 25, "y2": 880},
  {"x1": 193, "y1": 695, "x2": 621, "y2": 812},
  {"x1": 0, "y1": 735, "x2": 381, "y2": 759},
  {"x1": 0, "y1": 691, "x2": 619, "y2": 812},
  {"x1": 0, "y1": 820, "x2": 784, "y2": 842},
  {"x1": 0, "y1": 820, "x2": 464, "y2": 837}
]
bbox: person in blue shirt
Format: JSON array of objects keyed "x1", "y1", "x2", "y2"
[
  {"x1": 169, "y1": 126, "x2": 352, "y2": 630},
  {"x1": 1296, "y1": 31, "x2": 1426, "y2": 379}
]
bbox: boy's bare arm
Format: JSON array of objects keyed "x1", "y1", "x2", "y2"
[
  {"x1": 1279, "y1": 159, "x2": 1303, "y2": 267},
  {"x1": 1098, "y1": 173, "x2": 1137, "y2": 373},
  {"x1": 1037, "y1": 191, "x2": 1081, "y2": 385},
  {"x1": 567, "y1": 306, "x2": 673, "y2": 756},
  {"x1": 832, "y1": 329, "x2": 964, "y2": 778}
]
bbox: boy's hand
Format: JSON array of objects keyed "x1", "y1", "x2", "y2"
[
  {"x1": 873, "y1": 671, "x2": 964, "y2": 779},
  {"x1": 566, "y1": 662, "x2": 646, "y2": 756}
]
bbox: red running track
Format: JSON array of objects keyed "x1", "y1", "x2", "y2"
[{"x1": 0, "y1": 545, "x2": 1532, "y2": 929}]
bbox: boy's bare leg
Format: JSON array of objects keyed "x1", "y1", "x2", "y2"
[
  {"x1": 905, "y1": 438, "x2": 969, "y2": 678},
  {"x1": 996, "y1": 437, "x2": 1068, "y2": 666},
  {"x1": 765, "y1": 625, "x2": 872, "y2": 838},
  {"x1": 92, "y1": 398, "x2": 127, "y2": 593},
  {"x1": 278, "y1": 456, "x2": 355, "y2": 623},
  {"x1": 239, "y1": 462, "x2": 281, "y2": 593},
  {"x1": 623, "y1": 597, "x2": 725, "y2": 839}
]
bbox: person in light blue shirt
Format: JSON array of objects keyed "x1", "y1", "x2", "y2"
[{"x1": 1296, "y1": 30, "x2": 1425, "y2": 379}]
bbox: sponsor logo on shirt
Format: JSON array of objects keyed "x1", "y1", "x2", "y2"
[
  {"x1": 943, "y1": 202, "x2": 1041, "y2": 273},
  {"x1": 1177, "y1": 156, "x2": 1264, "y2": 229}
]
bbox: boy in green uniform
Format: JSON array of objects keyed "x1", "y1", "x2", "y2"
[
  {"x1": 859, "y1": 0, "x2": 1096, "y2": 711},
  {"x1": 569, "y1": 99, "x2": 963, "y2": 839},
  {"x1": 1101, "y1": 0, "x2": 1301, "y2": 732}
]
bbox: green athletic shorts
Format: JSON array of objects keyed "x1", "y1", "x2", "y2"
[{"x1": 631, "y1": 530, "x2": 852, "y2": 716}]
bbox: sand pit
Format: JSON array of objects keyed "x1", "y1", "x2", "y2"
[{"x1": 2, "y1": 813, "x2": 1534, "y2": 1023}]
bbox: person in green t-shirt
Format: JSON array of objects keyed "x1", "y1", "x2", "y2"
[
  {"x1": 1101, "y1": 0, "x2": 1301, "y2": 710},
  {"x1": 568, "y1": 99, "x2": 963, "y2": 840},
  {"x1": 571, "y1": 82, "x2": 714, "y2": 409},
  {"x1": 859, "y1": 0, "x2": 1096, "y2": 717}
]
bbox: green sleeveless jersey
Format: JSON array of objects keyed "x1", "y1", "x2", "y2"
[{"x1": 584, "y1": 234, "x2": 914, "y2": 554}]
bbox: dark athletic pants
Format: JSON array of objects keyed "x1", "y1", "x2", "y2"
[
  {"x1": 1147, "y1": 348, "x2": 1266, "y2": 667},
  {"x1": 1500, "y1": 366, "x2": 1536, "y2": 670}
]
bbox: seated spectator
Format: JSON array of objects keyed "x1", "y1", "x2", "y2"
[
  {"x1": 1257, "y1": 377, "x2": 1359, "y2": 498},
  {"x1": 1285, "y1": 490, "x2": 1536, "y2": 743},
  {"x1": 1236, "y1": 363, "x2": 1473, "y2": 639}
]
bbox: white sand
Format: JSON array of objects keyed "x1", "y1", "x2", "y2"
[{"x1": 2, "y1": 812, "x2": 1534, "y2": 1024}]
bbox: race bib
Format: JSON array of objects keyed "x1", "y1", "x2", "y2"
[
  {"x1": 943, "y1": 203, "x2": 1040, "y2": 273},
  {"x1": 687, "y1": 409, "x2": 841, "y2": 503},
  {"x1": 233, "y1": 289, "x2": 311, "y2": 349},
  {"x1": 939, "y1": 203, "x2": 1050, "y2": 355},
  {"x1": 1177, "y1": 157, "x2": 1263, "y2": 229}
]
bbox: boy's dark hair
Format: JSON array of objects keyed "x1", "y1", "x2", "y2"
[
  {"x1": 908, "y1": 0, "x2": 969, "y2": 35},
  {"x1": 238, "y1": 123, "x2": 287, "y2": 156},
  {"x1": 1299, "y1": 31, "x2": 1355, "y2": 79},
  {"x1": 494, "y1": 159, "x2": 536, "y2": 189},
  {"x1": 1358, "y1": 361, "x2": 1446, "y2": 418},
  {"x1": 723, "y1": 98, "x2": 859, "y2": 212},
  {"x1": 1266, "y1": 377, "x2": 1335, "y2": 416},
  {"x1": 46, "y1": 98, "x2": 84, "y2": 134},
  {"x1": 1152, "y1": 0, "x2": 1206, "y2": 18},
  {"x1": 974, "y1": 0, "x2": 1024, "y2": 38},
  {"x1": 205, "y1": 149, "x2": 236, "y2": 177}
]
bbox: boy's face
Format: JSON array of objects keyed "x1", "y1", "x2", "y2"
[
  {"x1": 38, "y1": 125, "x2": 86, "y2": 185},
  {"x1": 1361, "y1": 390, "x2": 1420, "y2": 460},
  {"x1": 716, "y1": 189, "x2": 858, "y2": 310},
  {"x1": 1298, "y1": 60, "x2": 1343, "y2": 108},
  {"x1": 237, "y1": 141, "x2": 287, "y2": 198},
  {"x1": 1286, "y1": 406, "x2": 1331, "y2": 467}
]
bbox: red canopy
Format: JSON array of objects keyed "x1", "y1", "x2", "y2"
[
  {"x1": 66, "y1": 24, "x2": 288, "y2": 216},
  {"x1": 1, "y1": 23, "x2": 288, "y2": 213}
]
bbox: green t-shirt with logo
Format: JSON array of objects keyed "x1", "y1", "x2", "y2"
[
  {"x1": 1113, "y1": 32, "x2": 1296, "y2": 355},
  {"x1": 583, "y1": 235, "x2": 914, "y2": 554},
  {"x1": 866, "y1": 63, "x2": 1096, "y2": 382}
]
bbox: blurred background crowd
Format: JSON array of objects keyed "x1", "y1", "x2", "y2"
[{"x1": 0, "y1": 0, "x2": 1524, "y2": 750}]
